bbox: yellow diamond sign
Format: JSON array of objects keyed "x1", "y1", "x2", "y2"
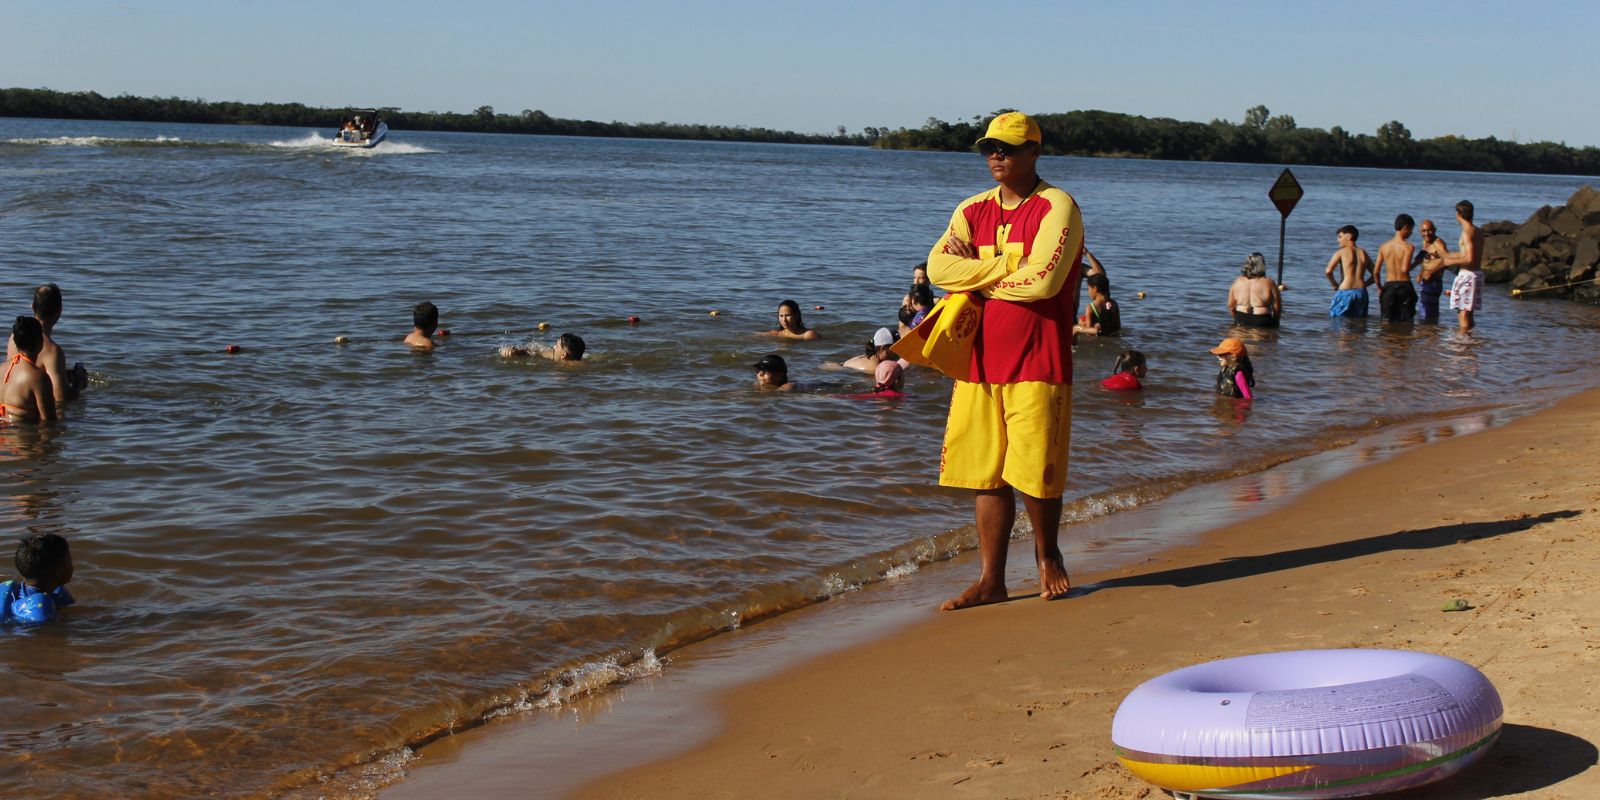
[{"x1": 1269, "y1": 169, "x2": 1303, "y2": 217}]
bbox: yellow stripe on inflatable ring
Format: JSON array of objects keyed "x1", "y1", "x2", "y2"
[{"x1": 1117, "y1": 759, "x2": 1313, "y2": 793}]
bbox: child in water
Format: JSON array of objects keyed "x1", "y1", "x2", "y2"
[
  {"x1": 1100, "y1": 350, "x2": 1146, "y2": 390},
  {"x1": 1210, "y1": 337, "x2": 1255, "y2": 400},
  {"x1": 3, "y1": 533, "x2": 74, "y2": 625}
]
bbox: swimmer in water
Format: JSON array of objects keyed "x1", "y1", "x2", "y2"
[
  {"x1": 2, "y1": 317, "x2": 58, "y2": 424},
  {"x1": 760, "y1": 300, "x2": 820, "y2": 341},
  {"x1": 3, "y1": 532, "x2": 74, "y2": 624},
  {"x1": 842, "y1": 327, "x2": 896, "y2": 372},
  {"x1": 1073, "y1": 273, "x2": 1120, "y2": 337},
  {"x1": 872, "y1": 358, "x2": 904, "y2": 393},
  {"x1": 1210, "y1": 337, "x2": 1255, "y2": 400},
  {"x1": 753, "y1": 353, "x2": 796, "y2": 392},
  {"x1": 1100, "y1": 350, "x2": 1146, "y2": 390},
  {"x1": 907, "y1": 284, "x2": 936, "y2": 328},
  {"x1": 6, "y1": 284, "x2": 88, "y2": 406},
  {"x1": 500, "y1": 332, "x2": 586, "y2": 362},
  {"x1": 404, "y1": 302, "x2": 438, "y2": 349}
]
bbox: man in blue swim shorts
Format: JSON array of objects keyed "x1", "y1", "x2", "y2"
[{"x1": 1324, "y1": 224, "x2": 1375, "y2": 317}]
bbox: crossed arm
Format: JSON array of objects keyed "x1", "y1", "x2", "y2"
[{"x1": 926, "y1": 195, "x2": 1084, "y2": 302}]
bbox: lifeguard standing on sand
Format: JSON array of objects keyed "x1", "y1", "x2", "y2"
[{"x1": 919, "y1": 112, "x2": 1085, "y2": 610}]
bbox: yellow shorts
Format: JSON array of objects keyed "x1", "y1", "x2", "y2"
[{"x1": 940, "y1": 380, "x2": 1071, "y2": 499}]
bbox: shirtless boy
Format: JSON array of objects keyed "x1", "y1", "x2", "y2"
[
  {"x1": 1412, "y1": 219, "x2": 1451, "y2": 322},
  {"x1": 404, "y1": 302, "x2": 438, "y2": 349},
  {"x1": 1376, "y1": 215, "x2": 1419, "y2": 323},
  {"x1": 1434, "y1": 201, "x2": 1484, "y2": 330},
  {"x1": 1325, "y1": 224, "x2": 1375, "y2": 317},
  {"x1": 6, "y1": 284, "x2": 87, "y2": 405},
  {"x1": 3, "y1": 317, "x2": 58, "y2": 423}
]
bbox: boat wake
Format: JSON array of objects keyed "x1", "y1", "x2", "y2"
[
  {"x1": 4, "y1": 132, "x2": 436, "y2": 155},
  {"x1": 269, "y1": 132, "x2": 436, "y2": 155}
]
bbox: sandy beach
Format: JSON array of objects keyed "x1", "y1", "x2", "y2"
[{"x1": 385, "y1": 389, "x2": 1600, "y2": 799}]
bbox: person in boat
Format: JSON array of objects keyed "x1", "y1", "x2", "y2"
[
  {"x1": 500, "y1": 333, "x2": 586, "y2": 362},
  {"x1": 6, "y1": 283, "x2": 88, "y2": 405},
  {"x1": 339, "y1": 120, "x2": 358, "y2": 143},
  {"x1": 760, "y1": 300, "x2": 820, "y2": 341},
  {"x1": 1226, "y1": 252, "x2": 1281, "y2": 328},
  {"x1": 3, "y1": 317, "x2": 58, "y2": 424},
  {"x1": 405, "y1": 302, "x2": 438, "y2": 349}
]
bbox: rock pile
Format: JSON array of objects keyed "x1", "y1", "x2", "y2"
[{"x1": 1480, "y1": 184, "x2": 1600, "y2": 303}]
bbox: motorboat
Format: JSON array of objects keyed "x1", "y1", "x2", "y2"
[{"x1": 331, "y1": 109, "x2": 388, "y2": 148}]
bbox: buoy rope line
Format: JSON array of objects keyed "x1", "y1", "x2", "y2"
[{"x1": 1510, "y1": 273, "x2": 1600, "y2": 297}]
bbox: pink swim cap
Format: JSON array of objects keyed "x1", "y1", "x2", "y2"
[{"x1": 874, "y1": 359, "x2": 903, "y2": 390}]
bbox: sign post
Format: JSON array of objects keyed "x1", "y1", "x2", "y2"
[{"x1": 1268, "y1": 169, "x2": 1304, "y2": 288}]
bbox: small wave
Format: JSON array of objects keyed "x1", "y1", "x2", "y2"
[
  {"x1": 529, "y1": 649, "x2": 665, "y2": 710},
  {"x1": 5, "y1": 135, "x2": 186, "y2": 147}
]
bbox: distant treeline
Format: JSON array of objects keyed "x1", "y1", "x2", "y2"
[
  {"x1": 876, "y1": 106, "x2": 1600, "y2": 176},
  {"x1": 8, "y1": 89, "x2": 1598, "y2": 175},
  {"x1": 0, "y1": 88, "x2": 872, "y2": 146}
]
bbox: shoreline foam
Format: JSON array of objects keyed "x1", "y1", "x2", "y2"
[{"x1": 377, "y1": 392, "x2": 1599, "y2": 799}]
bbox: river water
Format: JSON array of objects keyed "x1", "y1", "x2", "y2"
[{"x1": 1, "y1": 118, "x2": 1596, "y2": 798}]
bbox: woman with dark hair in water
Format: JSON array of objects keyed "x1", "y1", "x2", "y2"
[{"x1": 760, "y1": 299, "x2": 820, "y2": 341}]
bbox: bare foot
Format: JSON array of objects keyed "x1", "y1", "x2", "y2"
[
  {"x1": 940, "y1": 580, "x2": 1008, "y2": 611},
  {"x1": 1039, "y1": 555, "x2": 1071, "y2": 600}
]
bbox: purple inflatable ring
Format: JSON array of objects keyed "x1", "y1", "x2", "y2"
[{"x1": 1111, "y1": 649, "x2": 1501, "y2": 799}]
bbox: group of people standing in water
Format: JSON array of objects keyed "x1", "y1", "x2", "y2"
[{"x1": 1322, "y1": 200, "x2": 1484, "y2": 330}]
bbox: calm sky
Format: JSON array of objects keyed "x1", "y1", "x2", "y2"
[{"x1": 4, "y1": 0, "x2": 1597, "y2": 146}]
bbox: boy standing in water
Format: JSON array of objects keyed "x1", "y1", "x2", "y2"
[
  {"x1": 3, "y1": 317, "x2": 58, "y2": 423},
  {"x1": 6, "y1": 284, "x2": 88, "y2": 405},
  {"x1": 1413, "y1": 219, "x2": 1451, "y2": 322},
  {"x1": 1377, "y1": 215, "x2": 1418, "y2": 323},
  {"x1": 1324, "y1": 225, "x2": 1374, "y2": 317},
  {"x1": 1434, "y1": 201, "x2": 1484, "y2": 331},
  {"x1": 404, "y1": 302, "x2": 438, "y2": 349}
]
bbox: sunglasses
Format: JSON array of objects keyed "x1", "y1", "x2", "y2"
[{"x1": 977, "y1": 141, "x2": 1024, "y2": 159}]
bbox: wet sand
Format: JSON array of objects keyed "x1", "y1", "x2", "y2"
[{"x1": 396, "y1": 389, "x2": 1600, "y2": 799}]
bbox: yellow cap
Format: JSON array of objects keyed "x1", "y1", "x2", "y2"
[{"x1": 977, "y1": 112, "x2": 1041, "y2": 146}]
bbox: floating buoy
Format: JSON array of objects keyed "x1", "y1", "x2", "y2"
[
  {"x1": 1136, "y1": 292, "x2": 1147, "y2": 299},
  {"x1": 628, "y1": 316, "x2": 641, "y2": 324},
  {"x1": 709, "y1": 310, "x2": 722, "y2": 317},
  {"x1": 225, "y1": 344, "x2": 242, "y2": 354},
  {"x1": 1511, "y1": 289, "x2": 1523, "y2": 297},
  {"x1": 814, "y1": 305, "x2": 825, "y2": 311},
  {"x1": 537, "y1": 322, "x2": 551, "y2": 331},
  {"x1": 333, "y1": 336, "x2": 350, "y2": 345}
]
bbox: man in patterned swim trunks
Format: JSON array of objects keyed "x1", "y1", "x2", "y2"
[
  {"x1": 1435, "y1": 200, "x2": 1484, "y2": 331},
  {"x1": 924, "y1": 112, "x2": 1084, "y2": 611}
]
